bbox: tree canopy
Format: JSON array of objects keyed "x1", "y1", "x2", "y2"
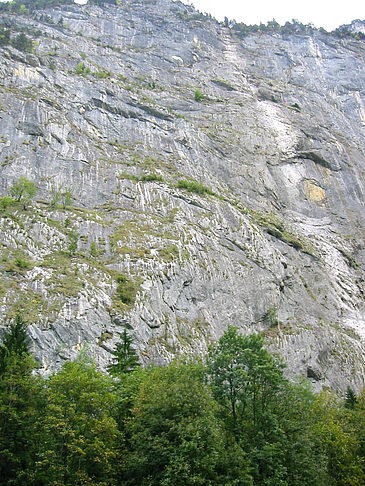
[
  {"x1": 0, "y1": 322, "x2": 365, "y2": 485},
  {"x1": 9, "y1": 177, "x2": 37, "y2": 209}
]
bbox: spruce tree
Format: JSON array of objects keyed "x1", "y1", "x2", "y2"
[
  {"x1": 107, "y1": 329, "x2": 140, "y2": 376},
  {"x1": 345, "y1": 386, "x2": 357, "y2": 410},
  {"x1": 0, "y1": 315, "x2": 30, "y2": 374},
  {"x1": 0, "y1": 316, "x2": 44, "y2": 485}
]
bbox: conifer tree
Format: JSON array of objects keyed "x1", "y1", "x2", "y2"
[
  {"x1": 107, "y1": 329, "x2": 140, "y2": 376},
  {"x1": 0, "y1": 316, "x2": 44, "y2": 485},
  {"x1": 345, "y1": 386, "x2": 357, "y2": 410},
  {"x1": 0, "y1": 315, "x2": 30, "y2": 374}
]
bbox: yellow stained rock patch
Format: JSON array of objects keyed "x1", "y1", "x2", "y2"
[
  {"x1": 13, "y1": 63, "x2": 40, "y2": 83},
  {"x1": 303, "y1": 180, "x2": 326, "y2": 204}
]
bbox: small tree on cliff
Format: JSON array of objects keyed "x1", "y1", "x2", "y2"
[{"x1": 9, "y1": 177, "x2": 37, "y2": 209}]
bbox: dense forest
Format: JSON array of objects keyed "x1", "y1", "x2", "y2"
[{"x1": 1, "y1": 318, "x2": 364, "y2": 486}]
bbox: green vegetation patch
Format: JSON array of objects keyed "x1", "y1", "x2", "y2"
[
  {"x1": 177, "y1": 179, "x2": 215, "y2": 196},
  {"x1": 139, "y1": 173, "x2": 164, "y2": 182},
  {"x1": 40, "y1": 252, "x2": 83, "y2": 298},
  {"x1": 75, "y1": 62, "x2": 90, "y2": 76},
  {"x1": 0, "y1": 277, "x2": 18, "y2": 301},
  {"x1": 113, "y1": 273, "x2": 141, "y2": 311},
  {"x1": 5, "y1": 288, "x2": 58, "y2": 324},
  {"x1": 0, "y1": 196, "x2": 16, "y2": 211},
  {"x1": 9, "y1": 177, "x2": 37, "y2": 210},
  {"x1": 251, "y1": 210, "x2": 316, "y2": 256},
  {"x1": 194, "y1": 89, "x2": 204, "y2": 102},
  {"x1": 110, "y1": 221, "x2": 159, "y2": 248},
  {"x1": 211, "y1": 78, "x2": 234, "y2": 91},
  {"x1": 118, "y1": 172, "x2": 165, "y2": 183},
  {"x1": 158, "y1": 244, "x2": 179, "y2": 263},
  {"x1": 0, "y1": 26, "x2": 33, "y2": 53},
  {"x1": 1, "y1": 249, "x2": 34, "y2": 274}
]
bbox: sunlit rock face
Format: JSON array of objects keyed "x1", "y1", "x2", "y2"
[{"x1": 0, "y1": 0, "x2": 364, "y2": 391}]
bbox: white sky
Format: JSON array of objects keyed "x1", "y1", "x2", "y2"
[
  {"x1": 1, "y1": 0, "x2": 363, "y2": 31},
  {"x1": 181, "y1": 0, "x2": 365, "y2": 31}
]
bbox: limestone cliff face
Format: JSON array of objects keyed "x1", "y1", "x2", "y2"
[{"x1": 0, "y1": 0, "x2": 364, "y2": 391}]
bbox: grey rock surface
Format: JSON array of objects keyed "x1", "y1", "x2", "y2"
[{"x1": 0, "y1": 0, "x2": 364, "y2": 392}]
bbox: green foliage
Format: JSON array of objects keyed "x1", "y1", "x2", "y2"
[
  {"x1": 0, "y1": 315, "x2": 30, "y2": 373},
  {"x1": 117, "y1": 273, "x2": 127, "y2": 283},
  {"x1": 75, "y1": 61, "x2": 84, "y2": 74},
  {"x1": 90, "y1": 240, "x2": 97, "y2": 256},
  {"x1": 228, "y1": 17, "x2": 361, "y2": 41},
  {"x1": 12, "y1": 32, "x2": 33, "y2": 52},
  {"x1": 0, "y1": 317, "x2": 44, "y2": 485},
  {"x1": 274, "y1": 379, "x2": 329, "y2": 485},
  {"x1": 0, "y1": 27, "x2": 10, "y2": 46},
  {"x1": 0, "y1": 0, "x2": 74, "y2": 14},
  {"x1": 0, "y1": 352, "x2": 44, "y2": 485},
  {"x1": 333, "y1": 24, "x2": 365, "y2": 40},
  {"x1": 15, "y1": 255, "x2": 32, "y2": 270},
  {"x1": 194, "y1": 88, "x2": 204, "y2": 102},
  {"x1": 177, "y1": 179, "x2": 215, "y2": 195},
  {"x1": 232, "y1": 18, "x2": 314, "y2": 38},
  {"x1": 62, "y1": 187, "x2": 72, "y2": 209},
  {"x1": 9, "y1": 177, "x2": 37, "y2": 209},
  {"x1": 265, "y1": 306, "x2": 279, "y2": 327},
  {"x1": 350, "y1": 389, "x2": 365, "y2": 464},
  {"x1": 207, "y1": 326, "x2": 286, "y2": 441},
  {"x1": 252, "y1": 209, "x2": 314, "y2": 254},
  {"x1": 48, "y1": 185, "x2": 72, "y2": 209},
  {"x1": 2, "y1": 315, "x2": 29, "y2": 353},
  {"x1": 313, "y1": 391, "x2": 365, "y2": 485},
  {"x1": 122, "y1": 173, "x2": 165, "y2": 183},
  {"x1": 139, "y1": 173, "x2": 164, "y2": 182},
  {"x1": 107, "y1": 329, "x2": 140, "y2": 376},
  {"x1": 2, "y1": 248, "x2": 34, "y2": 274},
  {"x1": 158, "y1": 244, "x2": 179, "y2": 262},
  {"x1": 123, "y1": 360, "x2": 252, "y2": 486},
  {"x1": 206, "y1": 326, "x2": 330, "y2": 485},
  {"x1": 115, "y1": 274, "x2": 139, "y2": 307},
  {"x1": 0, "y1": 329, "x2": 365, "y2": 485},
  {"x1": 96, "y1": 69, "x2": 111, "y2": 78},
  {"x1": 0, "y1": 195, "x2": 15, "y2": 210},
  {"x1": 49, "y1": 184, "x2": 62, "y2": 208},
  {"x1": 34, "y1": 356, "x2": 120, "y2": 485},
  {"x1": 67, "y1": 229, "x2": 78, "y2": 255},
  {"x1": 75, "y1": 61, "x2": 90, "y2": 76},
  {"x1": 345, "y1": 387, "x2": 357, "y2": 410}
]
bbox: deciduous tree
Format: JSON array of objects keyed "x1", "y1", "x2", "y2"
[
  {"x1": 9, "y1": 177, "x2": 37, "y2": 209},
  {"x1": 33, "y1": 355, "x2": 121, "y2": 486},
  {"x1": 123, "y1": 360, "x2": 252, "y2": 486}
]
